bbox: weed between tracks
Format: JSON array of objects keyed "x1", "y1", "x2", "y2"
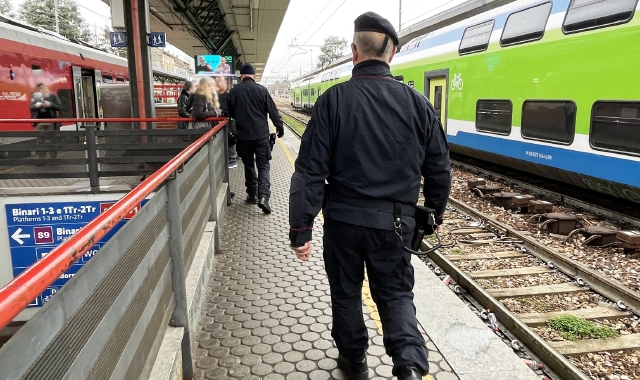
[
  {"x1": 548, "y1": 315, "x2": 618, "y2": 341},
  {"x1": 282, "y1": 114, "x2": 306, "y2": 135}
]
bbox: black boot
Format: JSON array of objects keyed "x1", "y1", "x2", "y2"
[
  {"x1": 245, "y1": 194, "x2": 258, "y2": 204},
  {"x1": 337, "y1": 355, "x2": 368, "y2": 380},
  {"x1": 258, "y1": 197, "x2": 272, "y2": 214},
  {"x1": 397, "y1": 366, "x2": 422, "y2": 380}
]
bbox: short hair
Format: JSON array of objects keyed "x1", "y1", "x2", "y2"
[
  {"x1": 353, "y1": 31, "x2": 394, "y2": 60},
  {"x1": 36, "y1": 83, "x2": 44, "y2": 88}
]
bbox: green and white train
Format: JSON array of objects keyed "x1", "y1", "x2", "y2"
[{"x1": 290, "y1": 0, "x2": 640, "y2": 203}]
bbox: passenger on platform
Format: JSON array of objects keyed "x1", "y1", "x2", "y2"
[
  {"x1": 29, "y1": 83, "x2": 62, "y2": 159},
  {"x1": 215, "y1": 76, "x2": 238, "y2": 169},
  {"x1": 192, "y1": 77, "x2": 222, "y2": 129},
  {"x1": 288, "y1": 12, "x2": 451, "y2": 380},
  {"x1": 228, "y1": 63, "x2": 284, "y2": 214},
  {"x1": 177, "y1": 81, "x2": 195, "y2": 129}
]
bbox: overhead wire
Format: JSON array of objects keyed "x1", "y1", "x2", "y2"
[
  {"x1": 293, "y1": 0, "x2": 336, "y2": 40},
  {"x1": 274, "y1": 0, "x2": 348, "y2": 74}
]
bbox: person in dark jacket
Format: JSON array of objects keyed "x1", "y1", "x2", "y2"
[
  {"x1": 228, "y1": 63, "x2": 284, "y2": 213},
  {"x1": 192, "y1": 77, "x2": 222, "y2": 128},
  {"x1": 289, "y1": 12, "x2": 451, "y2": 380},
  {"x1": 177, "y1": 81, "x2": 195, "y2": 129},
  {"x1": 215, "y1": 76, "x2": 238, "y2": 168},
  {"x1": 30, "y1": 83, "x2": 62, "y2": 159}
]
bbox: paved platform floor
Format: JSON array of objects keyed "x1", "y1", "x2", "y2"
[{"x1": 192, "y1": 141, "x2": 458, "y2": 380}]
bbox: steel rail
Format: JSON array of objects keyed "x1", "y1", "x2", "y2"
[
  {"x1": 452, "y1": 160, "x2": 640, "y2": 229},
  {"x1": 448, "y1": 196, "x2": 640, "y2": 314},
  {"x1": 279, "y1": 109, "x2": 309, "y2": 127},
  {"x1": 426, "y1": 194, "x2": 640, "y2": 379},
  {"x1": 0, "y1": 118, "x2": 227, "y2": 330},
  {"x1": 424, "y1": 240, "x2": 587, "y2": 380},
  {"x1": 282, "y1": 120, "x2": 302, "y2": 139}
]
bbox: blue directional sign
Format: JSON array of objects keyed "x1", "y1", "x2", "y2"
[
  {"x1": 149, "y1": 32, "x2": 166, "y2": 48},
  {"x1": 6, "y1": 200, "x2": 147, "y2": 308},
  {"x1": 110, "y1": 32, "x2": 127, "y2": 48}
]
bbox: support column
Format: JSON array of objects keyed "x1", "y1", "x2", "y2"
[{"x1": 124, "y1": 0, "x2": 156, "y2": 129}]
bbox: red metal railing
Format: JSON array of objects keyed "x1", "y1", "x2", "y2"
[
  {"x1": 0, "y1": 117, "x2": 200, "y2": 124},
  {"x1": 0, "y1": 117, "x2": 227, "y2": 329}
]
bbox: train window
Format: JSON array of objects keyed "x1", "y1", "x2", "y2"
[
  {"x1": 56, "y1": 89, "x2": 74, "y2": 118},
  {"x1": 590, "y1": 101, "x2": 640, "y2": 156},
  {"x1": 521, "y1": 101, "x2": 576, "y2": 144},
  {"x1": 476, "y1": 100, "x2": 512, "y2": 135},
  {"x1": 103, "y1": 75, "x2": 113, "y2": 83},
  {"x1": 459, "y1": 20, "x2": 495, "y2": 55},
  {"x1": 563, "y1": 0, "x2": 638, "y2": 33},
  {"x1": 32, "y1": 64, "x2": 43, "y2": 75},
  {"x1": 318, "y1": 89, "x2": 322, "y2": 97},
  {"x1": 501, "y1": 2, "x2": 552, "y2": 46},
  {"x1": 311, "y1": 88, "x2": 315, "y2": 96}
]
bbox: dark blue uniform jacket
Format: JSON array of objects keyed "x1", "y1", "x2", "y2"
[
  {"x1": 289, "y1": 60, "x2": 451, "y2": 247},
  {"x1": 228, "y1": 77, "x2": 283, "y2": 141}
]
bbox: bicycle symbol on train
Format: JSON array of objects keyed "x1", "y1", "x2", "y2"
[{"x1": 451, "y1": 73, "x2": 464, "y2": 90}]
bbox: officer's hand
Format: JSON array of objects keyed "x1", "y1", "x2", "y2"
[
  {"x1": 292, "y1": 241, "x2": 312, "y2": 261},
  {"x1": 43, "y1": 101, "x2": 51, "y2": 108},
  {"x1": 277, "y1": 128, "x2": 284, "y2": 138}
]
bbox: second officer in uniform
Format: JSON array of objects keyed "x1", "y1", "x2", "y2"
[{"x1": 289, "y1": 12, "x2": 451, "y2": 380}]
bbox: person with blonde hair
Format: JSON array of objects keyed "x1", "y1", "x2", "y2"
[{"x1": 192, "y1": 77, "x2": 222, "y2": 128}]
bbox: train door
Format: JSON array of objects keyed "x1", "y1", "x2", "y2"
[
  {"x1": 425, "y1": 70, "x2": 449, "y2": 131},
  {"x1": 72, "y1": 67, "x2": 100, "y2": 128}
]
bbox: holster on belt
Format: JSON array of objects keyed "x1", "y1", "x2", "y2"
[
  {"x1": 411, "y1": 205, "x2": 437, "y2": 252},
  {"x1": 269, "y1": 133, "x2": 276, "y2": 151}
]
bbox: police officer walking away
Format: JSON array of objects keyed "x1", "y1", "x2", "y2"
[
  {"x1": 289, "y1": 12, "x2": 451, "y2": 380},
  {"x1": 229, "y1": 63, "x2": 284, "y2": 213}
]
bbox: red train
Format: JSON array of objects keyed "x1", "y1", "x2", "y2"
[{"x1": 0, "y1": 15, "x2": 186, "y2": 133}]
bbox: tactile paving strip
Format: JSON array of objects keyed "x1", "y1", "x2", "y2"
[{"x1": 192, "y1": 140, "x2": 459, "y2": 380}]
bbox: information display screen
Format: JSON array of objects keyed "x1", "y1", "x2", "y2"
[{"x1": 195, "y1": 55, "x2": 234, "y2": 76}]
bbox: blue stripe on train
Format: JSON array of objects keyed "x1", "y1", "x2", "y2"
[{"x1": 448, "y1": 131, "x2": 640, "y2": 188}]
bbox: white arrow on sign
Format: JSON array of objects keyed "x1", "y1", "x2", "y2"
[{"x1": 11, "y1": 228, "x2": 31, "y2": 245}]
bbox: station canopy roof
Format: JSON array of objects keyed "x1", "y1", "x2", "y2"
[{"x1": 104, "y1": 0, "x2": 290, "y2": 81}]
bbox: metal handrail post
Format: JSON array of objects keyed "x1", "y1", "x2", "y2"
[
  {"x1": 207, "y1": 135, "x2": 218, "y2": 223},
  {"x1": 85, "y1": 125, "x2": 100, "y2": 192},
  {"x1": 166, "y1": 170, "x2": 194, "y2": 379},
  {"x1": 222, "y1": 123, "x2": 231, "y2": 206}
]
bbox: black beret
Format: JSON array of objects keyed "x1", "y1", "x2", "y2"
[
  {"x1": 354, "y1": 12, "x2": 399, "y2": 46},
  {"x1": 240, "y1": 63, "x2": 255, "y2": 75}
]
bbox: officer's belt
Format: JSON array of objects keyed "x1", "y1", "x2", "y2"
[{"x1": 326, "y1": 196, "x2": 415, "y2": 218}]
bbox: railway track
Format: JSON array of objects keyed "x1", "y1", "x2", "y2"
[
  {"x1": 277, "y1": 107, "x2": 640, "y2": 379},
  {"x1": 279, "y1": 109, "x2": 308, "y2": 139},
  {"x1": 424, "y1": 197, "x2": 640, "y2": 380}
]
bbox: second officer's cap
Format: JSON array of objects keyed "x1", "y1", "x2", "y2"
[{"x1": 354, "y1": 12, "x2": 399, "y2": 46}]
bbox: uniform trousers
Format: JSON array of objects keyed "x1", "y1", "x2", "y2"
[
  {"x1": 323, "y1": 218, "x2": 428, "y2": 375},
  {"x1": 236, "y1": 138, "x2": 271, "y2": 198}
]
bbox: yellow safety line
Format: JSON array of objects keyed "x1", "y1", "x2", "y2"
[
  {"x1": 280, "y1": 130, "x2": 431, "y2": 379},
  {"x1": 277, "y1": 136, "x2": 297, "y2": 170}
]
